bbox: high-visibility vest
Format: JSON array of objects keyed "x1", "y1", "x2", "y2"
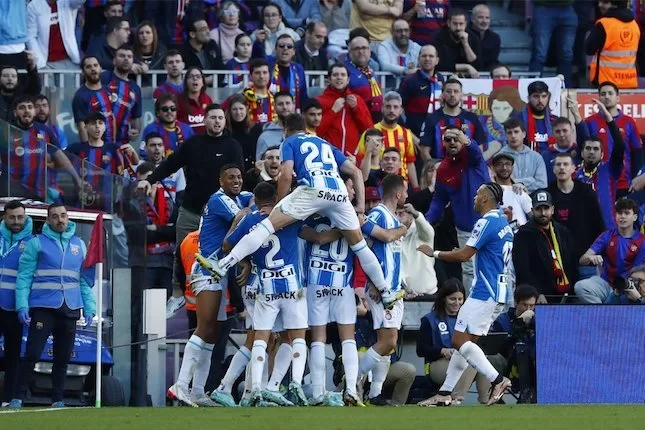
[
  {"x1": 180, "y1": 231, "x2": 198, "y2": 312},
  {"x1": 590, "y1": 17, "x2": 640, "y2": 89}
]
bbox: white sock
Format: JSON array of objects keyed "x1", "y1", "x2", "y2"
[
  {"x1": 459, "y1": 341, "x2": 500, "y2": 382},
  {"x1": 220, "y1": 218, "x2": 275, "y2": 271},
  {"x1": 351, "y1": 240, "x2": 388, "y2": 291},
  {"x1": 243, "y1": 363, "x2": 252, "y2": 397},
  {"x1": 358, "y1": 347, "x2": 383, "y2": 377},
  {"x1": 291, "y1": 339, "x2": 308, "y2": 386},
  {"x1": 267, "y1": 343, "x2": 292, "y2": 391},
  {"x1": 217, "y1": 346, "x2": 251, "y2": 394},
  {"x1": 251, "y1": 340, "x2": 267, "y2": 391},
  {"x1": 342, "y1": 339, "x2": 359, "y2": 395},
  {"x1": 369, "y1": 356, "x2": 390, "y2": 399},
  {"x1": 176, "y1": 335, "x2": 204, "y2": 389},
  {"x1": 191, "y1": 343, "x2": 214, "y2": 397},
  {"x1": 261, "y1": 353, "x2": 269, "y2": 389},
  {"x1": 439, "y1": 351, "x2": 469, "y2": 393},
  {"x1": 309, "y1": 341, "x2": 326, "y2": 398}
]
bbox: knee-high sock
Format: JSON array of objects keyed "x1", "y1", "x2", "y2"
[
  {"x1": 267, "y1": 343, "x2": 292, "y2": 391},
  {"x1": 291, "y1": 338, "x2": 308, "y2": 385},
  {"x1": 459, "y1": 341, "x2": 500, "y2": 382},
  {"x1": 439, "y1": 351, "x2": 469, "y2": 393},
  {"x1": 242, "y1": 362, "x2": 252, "y2": 398},
  {"x1": 342, "y1": 339, "x2": 359, "y2": 395},
  {"x1": 191, "y1": 342, "x2": 214, "y2": 397},
  {"x1": 261, "y1": 353, "x2": 269, "y2": 389},
  {"x1": 251, "y1": 340, "x2": 268, "y2": 391},
  {"x1": 220, "y1": 219, "x2": 275, "y2": 271},
  {"x1": 368, "y1": 356, "x2": 391, "y2": 399},
  {"x1": 351, "y1": 240, "x2": 387, "y2": 292},
  {"x1": 358, "y1": 346, "x2": 383, "y2": 377},
  {"x1": 309, "y1": 341, "x2": 326, "y2": 398},
  {"x1": 217, "y1": 346, "x2": 251, "y2": 394},
  {"x1": 176, "y1": 335, "x2": 204, "y2": 389}
]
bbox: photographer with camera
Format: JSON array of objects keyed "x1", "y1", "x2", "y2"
[{"x1": 604, "y1": 266, "x2": 645, "y2": 304}]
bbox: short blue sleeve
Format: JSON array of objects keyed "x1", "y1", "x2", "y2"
[
  {"x1": 210, "y1": 196, "x2": 239, "y2": 223},
  {"x1": 332, "y1": 144, "x2": 347, "y2": 165},
  {"x1": 465, "y1": 218, "x2": 491, "y2": 250},
  {"x1": 590, "y1": 231, "x2": 610, "y2": 255},
  {"x1": 362, "y1": 209, "x2": 383, "y2": 237},
  {"x1": 281, "y1": 138, "x2": 295, "y2": 163}
]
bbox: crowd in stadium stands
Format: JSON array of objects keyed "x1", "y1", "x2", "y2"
[{"x1": 1, "y1": 0, "x2": 645, "y2": 408}]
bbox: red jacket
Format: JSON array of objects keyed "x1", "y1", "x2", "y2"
[{"x1": 317, "y1": 86, "x2": 373, "y2": 156}]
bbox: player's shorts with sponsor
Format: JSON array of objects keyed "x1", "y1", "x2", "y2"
[
  {"x1": 253, "y1": 288, "x2": 308, "y2": 331},
  {"x1": 365, "y1": 286, "x2": 404, "y2": 330},
  {"x1": 277, "y1": 185, "x2": 359, "y2": 230},
  {"x1": 190, "y1": 270, "x2": 228, "y2": 322},
  {"x1": 307, "y1": 284, "x2": 356, "y2": 326},
  {"x1": 454, "y1": 297, "x2": 504, "y2": 336}
]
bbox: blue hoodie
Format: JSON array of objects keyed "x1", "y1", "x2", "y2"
[
  {"x1": 0, "y1": 3, "x2": 27, "y2": 46},
  {"x1": 15, "y1": 221, "x2": 96, "y2": 316}
]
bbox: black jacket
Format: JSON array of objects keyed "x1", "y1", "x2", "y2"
[
  {"x1": 294, "y1": 39, "x2": 329, "y2": 72},
  {"x1": 432, "y1": 26, "x2": 481, "y2": 72},
  {"x1": 0, "y1": 68, "x2": 42, "y2": 122},
  {"x1": 466, "y1": 23, "x2": 500, "y2": 72},
  {"x1": 513, "y1": 220, "x2": 579, "y2": 297},
  {"x1": 181, "y1": 40, "x2": 226, "y2": 86}
]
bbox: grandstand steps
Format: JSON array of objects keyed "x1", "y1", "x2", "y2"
[{"x1": 489, "y1": 4, "x2": 532, "y2": 71}]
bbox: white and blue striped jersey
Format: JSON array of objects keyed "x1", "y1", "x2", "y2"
[
  {"x1": 304, "y1": 216, "x2": 354, "y2": 288},
  {"x1": 280, "y1": 133, "x2": 348, "y2": 191},
  {"x1": 227, "y1": 211, "x2": 304, "y2": 295},
  {"x1": 465, "y1": 209, "x2": 514, "y2": 303},
  {"x1": 361, "y1": 204, "x2": 403, "y2": 292}
]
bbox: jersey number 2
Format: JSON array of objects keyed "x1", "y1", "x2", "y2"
[{"x1": 262, "y1": 235, "x2": 284, "y2": 269}]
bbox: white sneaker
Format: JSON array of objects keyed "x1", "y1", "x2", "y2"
[
  {"x1": 167, "y1": 383, "x2": 198, "y2": 407},
  {"x1": 166, "y1": 296, "x2": 186, "y2": 319}
]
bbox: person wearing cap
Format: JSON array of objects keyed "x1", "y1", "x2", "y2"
[
  {"x1": 513, "y1": 80, "x2": 587, "y2": 153},
  {"x1": 491, "y1": 152, "x2": 532, "y2": 228},
  {"x1": 513, "y1": 190, "x2": 579, "y2": 304},
  {"x1": 365, "y1": 186, "x2": 382, "y2": 212},
  {"x1": 498, "y1": 118, "x2": 548, "y2": 193}
]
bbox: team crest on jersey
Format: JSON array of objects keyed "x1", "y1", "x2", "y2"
[
  {"x1": 610, "y1": 240, "x2": 615, "y2": 247},
  {"x1": 631, "y1": 244, "x2": 638, "y2": 252},
  {"x1": 384, "y1": 310, "x2": 392, "y2": 320},
  {"x1": 36, "y1": 133, "x2": 44, "y2": 140},
  {"x1": 14, "y1": 146, "x2": 25, "y2": 157},
  {"x1": 70, "y1": 244, "x2": 80, "y2": 255},
  {"x1": 19, "y1": 242, "x2": 26, "y2": 252},
  {"x1": 438, "y1": 322, "x2": 448, "y2": 333},
  {"x1": 461, "y1": 124, "x2": 469, "y2": 133},
  {"x1": 109, "y1": 93, "x2": 119, "y2": 103},
  {"x1": 102, "y1": 153, "x2": 112, "y2": 165}
]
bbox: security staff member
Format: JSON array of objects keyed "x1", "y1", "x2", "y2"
[
  {"x1": 0, "y1": 200, "x2": 34, "y2": 404},
  {"x1": 10, "y1": 203, "x2": 96, "y2": 408}
]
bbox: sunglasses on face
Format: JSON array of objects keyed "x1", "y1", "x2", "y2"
[
  {"x1": 443, "y1": 136, "x2": 458, "y2": 143},
  {"x1": 278, "y1": 43, "x2": 294, "y2": 50},
  {"x1": 159, "y1": 106, "x2": 177, "y2": 113}
]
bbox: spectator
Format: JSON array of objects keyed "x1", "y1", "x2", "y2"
[
  {"x1": 499, "y1": 118, "x2": 548, "y2": 193},
  {"x1": 576, "y1": 198, "x2": 645, "y2": 304},
  {"x1": 365, "y1": 186, "x2": 382, "y2": 211},
  {"x1": 251, "y1": 3, "x2": 301, "y2": 57},
  {"x1": 294, "y1": 21, "x2": 329, "y2": 74},
  {"x1": 604, "y1": 265, "x2": 645, "y2": 304},
  {"x1": 490, "y1": 62, "x2": 511, "y2": 79},
  {"x1": 319, "y1": 0, "x2": 351, "y2": 32},
  {"x1": 177, "y1": 67, "x2": 214, "y2": 134},
  {"x1": 433, "y1": 8, "x2": 481, "y2": 78},
  {"x1": 275, "y1": 0, "x2": 322, "y2": 32},
  {"x1": 586, "y1": 0, "x2": 640, "y2": 89},
  {"x1": 576, "y1": 108, "x2": 625, "y2": 229},
  {"x1": 361, "y1": 136, "x2": 402, "y2": 188},
  {"x1": 138, "y1": 132, "x2": 186, "y2": 204},
  {"x1": 142, "y1": 0, "x2": 193, "y2": 48},
  {"x1": 467, "y1": 4, "x2": 500, "y2": 72},
  {"x1": 345, "y1": 34, "x2": 384, "y2": 122},
  {"x1": 0, "y1": 60, "x2": 42, "y2": 123},
  {"x1": 377, "y1": 19, "x2": 422, "y2": 77},
  {"x1": 403, "y1": 0, "x2": 449, "y2": 46},
  {"x1": 26, "y1": 0, "x2": 83, "y2": 86},
  {"x1": 584, "y1": 82, "x2": 643, "y2": 193},
  {"x1": 419, "y1": 78, "x2": 487, "y2": 160},
  {"x1": 152, "y1": 50, "x2": 186, "y2": 100},
  {"x1": 541, "y1": 117, "x2": 584, "y2": 184},
  {"x1": 225, "y1": 93, "x2": 264, "y2": 172},
  {"x1": 0, "y1": 2, "x2": 28, "y2": 70},
  {"x1": 244, "y1": 146, "x2": 281, "y2": 192},
  {"x1": 349, "y1": 0, "x2": 403, "y2": 44},
  {"x1": 225, "y1": 34, "x2": 253, "y2": 87},
  {"x1": 266, "y1": 34, "x2": 309, "y2": 110},
  {"x1": 210, "y1": 2, "x2": 246, "y2": 63},
  {"x1": 548, "y1": 153, "x2": 605, "y2": 280},
  {"x1": 528, "y1": 0, "x2": 577, "y2": 87},
  {"x1": 408, "y1": 159, "x2": 437, "y2": 214},
  {"x1": 356, "y1": 91, "x2": 419, "y2": 188},
  {"x1": 141, "y1": 94, "x2": 195, "y2": 158},
  {"x1": 416, "y1": 279, "x2": 494, "y2": 404},
  {"x1": 87, "y1": 16, "x2": 131, "y2": 71},
  {"x1": 134, "y1": 21, "x2": 167, "y2": 73},
  {"x1": 84, "y1": 0, "x2": 124, "y2": 52},
  {"x1": 398, "y1": 44, "x2": 445, "y2": 138},
  {"x1": 513, "y1": 190, "x2": 579, "y2": 303},
  {"x1": 34, "y1": 95, "x2": 68, "y2": 150},
  {"x1": 396, "y1": 203, "x2": 437, "y2": 296},
  {"x1": 72, "y1": 56, "x2": 115, "y2": 144},
  {"x1": 426, "y1": 126, "x2": 490, "y2": 290},
  {"x1": 256, "y1": 91, "x2": 296, "y2": 160},
  {"x1": 101, "y1": 45, "x2": 143, "y2": 146},
  {"x1": 302, "y1": 98, "x2": 323, "y2": 134},
  {"x1": 239, "y1": 59, "x2": 275, "y2": 125},
  {"x1": 181, "y1": 18, "x2": 226, "y2": 87},
  {"x1": 491, "y1": 153, "x2": 532, "y2": 228},
  {"x1": 317, "y1": 62, "x2": 373, "y2": 155}
]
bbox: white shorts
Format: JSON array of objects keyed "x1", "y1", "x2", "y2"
[
  {"x1": 307, "y1": 284, "x2": 357, "y2": 326},
  {"x1": 253, "y1": 289, "x2": 308, "y2": 331},
  {"x1": 190, "y1": 274, "x2": 228, "y2": 322},
  {"x1": 277, "y1": 185, "x2": 359, "y2": 230},
  {"x1": 242, "y1": 286, "x2": 256, "y2": 330},
  {"x1": 365, "y1": 287, "x2": 404, "y2": 330},
  {"x1": 454, "y1": 297, "x2": 505, "y2": 336}
]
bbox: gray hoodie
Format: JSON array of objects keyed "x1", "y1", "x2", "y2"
[
  {"x1": 256, "y1": 122, "x2": 285, "y2": 160},
  {"x1": 499, "y1": 144, "x2": 548, "y2": 192}
]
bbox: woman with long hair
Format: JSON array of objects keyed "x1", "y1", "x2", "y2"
[
  {"x1": 210, "y1": 1, "x2": 246, "y2": 63},
  {"x1": 225, "y1": 93, "x2": 263, "y2": 172},
  {"x1": 177, "y1": 67, "x2": 213, "y2": 134},
  {"x1": 134, "y1": 21, "x2": 167, "y2": 71},
  {"x1": 250, "y1": 3, "x2": 300, "y2": 57},
  {"x1": 225, "y1": 34, "x2": 253, "y2": 88}
]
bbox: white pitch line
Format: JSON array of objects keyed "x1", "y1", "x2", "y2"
[{"x1": 0, "y1": 406, "x2": 92, "y2": 414}]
